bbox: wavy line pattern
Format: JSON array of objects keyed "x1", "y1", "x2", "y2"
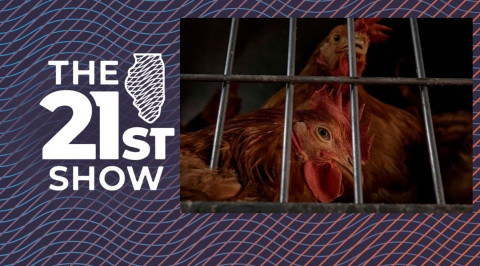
[{"x1": 0, "y1": 0, "x2": 479, "y2": 265}]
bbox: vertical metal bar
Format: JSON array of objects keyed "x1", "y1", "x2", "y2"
[
  {"x1": 409, "y1": 18, "x2": 445, "y2": 204},
  {"x1": 210, "y1": 18, "x2": 239, "y2": 169},
  {"x1": 279, "y1": 18, "x2": 297, "y2": 203},
  {"x1": 347, "y1": 18, "x2": 364, "y2": 204}
]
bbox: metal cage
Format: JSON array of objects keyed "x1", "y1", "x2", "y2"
[{"x1": 180, "y1": 18, "x2": 473, "y2": 213}]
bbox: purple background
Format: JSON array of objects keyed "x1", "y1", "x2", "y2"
[{"x1": 0, "y1": 0, "x2": 478, "y2": 264}]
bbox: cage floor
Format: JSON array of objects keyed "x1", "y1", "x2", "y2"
[{"x1": 181, "y1": 201, "x2": 472, "y2": 213}]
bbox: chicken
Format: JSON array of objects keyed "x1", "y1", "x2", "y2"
[
  {"x1": 180, "y1": 88, "x2": 373, "y2": 202},
  {"x1": 263, "y1": 19, "x2": 430, "y2": 203},
  {"x1": 263, "y1": 18, "x2": 392, "y2": 108},
  {"x1": 433, "y1": 111, "x2": 472, "y2": 204}
]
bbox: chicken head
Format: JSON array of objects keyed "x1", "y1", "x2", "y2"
[
  {"x1": 291, "y1": 87, "x2": 374, "y2": 202},
  {"x1": 307, "y1": 19, "x2": 392, "y2": 78}
]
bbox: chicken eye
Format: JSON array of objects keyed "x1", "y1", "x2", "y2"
[
  {"x1": 316, "y1": 127, "x2": 331, "y2": 141},
  {"x1": 333, "y1": 34, "x2": 340, "y2": 42}
]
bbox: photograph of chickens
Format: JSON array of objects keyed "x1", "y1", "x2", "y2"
[{"x1": 180, "y1": 18, "x2": 472, "y2": 213}]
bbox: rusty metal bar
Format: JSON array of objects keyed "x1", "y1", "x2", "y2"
[
  {"x1": 180, "y1": 74, "x2": 472, "y2": 87},
  {"x1": 279, "y1": 18, "x2": 297, "y2": 203},
  {"x1": 409, "y1": 18, "x2": 445, "y2": 204},
  {"x1": 181, "y1": 201, "x2": 473, "y2": 213},
  {"x1": 210, "y1": 18, "x2": 239, "y2": 169}
]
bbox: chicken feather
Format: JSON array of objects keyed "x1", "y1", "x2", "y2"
[
  {"x1": 181, "y1": 88, "x2": 373, "y2": 202},
  {"x1": 263, "y1": 19, "x2": 429, "y2": 203}
]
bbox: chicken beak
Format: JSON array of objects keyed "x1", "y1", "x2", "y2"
[
  {"x1": 333, "y1": 156, "x2": 354, "y2": 183},
  {"x1": 354, "y1": 34, "x2": 365, "y2": 49},
  {"x1": 335, "y1": 40, "x2": 366, "y2": 58}
]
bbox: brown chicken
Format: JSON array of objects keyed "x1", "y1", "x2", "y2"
[
  {"x1": 433, "y1": 111, "x2": 472, "y2": 204},
  {"x1": 263, "y1": 19, "x2": 391, "y2": 107},
  {"x1": 180, "y1": 88, "x2": 373, "y2": 202},
  {"x1": 263, "y1": 19, "x2": 430, "y2": 203}
]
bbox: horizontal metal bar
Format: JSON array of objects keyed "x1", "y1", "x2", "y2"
[
  {"x1": 180, "y1": 74, "x2": 472, "y2": 87},
  {"x1": 180, "y1": 201, "x2": 472, "y2": 213}
]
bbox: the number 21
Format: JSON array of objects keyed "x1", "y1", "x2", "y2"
[{"x1": 40, "y1": 90, "x2": 119, "y2": 160}]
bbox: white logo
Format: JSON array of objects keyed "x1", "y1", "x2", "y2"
[
  {"x1": 125, "y1": 53, "x2": 165, "y2": 124},
  {"x1": 42, "y1": 58, "x2": 174, "y2": 191}
]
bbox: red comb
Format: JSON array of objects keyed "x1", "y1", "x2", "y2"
[
  {"x1": 311, "y1": 86, "x2": 350, "y2": 126},
  {"x1": 355, "y1": 18, "x2": 392, "y2": 43}
]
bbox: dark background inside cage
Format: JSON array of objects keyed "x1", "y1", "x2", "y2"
[
  {"x1": 179, "y1": 18, "x2": 473, "y2": 210},
  {"x1": 180, "y1": 18, "x2": 472, "y2": 124}
]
